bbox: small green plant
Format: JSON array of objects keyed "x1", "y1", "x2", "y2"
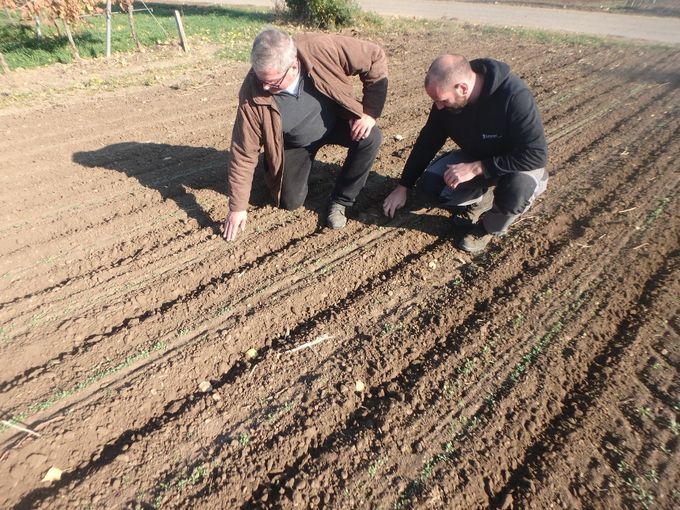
[
  {"x1": 616, "y1": 458, "x2": 655, "y2": 509},
  {"x1": 379, "y1": 321, "x2": 402, "y2": 336},
  {"x1": 669, "y1": 419, "x2": 679, "y2": 435},
  {"x1": 644, "y1": 469, "x2": 659, "y2": 484},
  {"x1": 637, "y1": 406, "x2": 653, "y2": 419},
  {"x1": 367, "y1": 457, "x2": 387, "y2": 478},
  {"x1": 176, "y1": 326, "x2": 192, "y2": 337},
  {"x1": 420, "y1": 459, "x2": 435, "y2": 480},
  {"x1": 176, "y1": 464, "x2": 208, "y2": 491},
  {"x1": 448, "y1": 276, "x2": 462, "y2": 287},
  {"x1": 214, "y1": 305, "x2": 232, "y2": 317},
  {"x1": 238, "y1": 432, "x2": 251, "y2": 447},
  {"x1": 0, "y1": 326, "x2": 11, "y2": 342},
  {"x1": 509, "y1": 318, "x2": 565, "y2": 382},
  {"x1": 30, "y1": 310, "x2": 51, "y2": 327},
  {"x1": 512, "y1": 313, "x2": 525, "y2": 329},
  {"x1": 643, "y1": 196, "x2": 671, "y2": 228},
  {"x1": 154, "y1": 463, "x2": 209, "y2": 506},
  {"x1": 265, "y1": 401, "x2": 293, "y2": 421},
  {"x1": 458, "y1": 357, "x2": 478, "y2": 377},
  {"x1": 534, "y1": 286, "x2": 553, "y2": 303}
]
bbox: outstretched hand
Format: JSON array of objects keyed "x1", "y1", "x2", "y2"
[
  {"x1": 222, "y1": 210, "x2": 247, "y2": 241},
  {"x1": 383, "y1": 185, "x2": 408, "y2": 218}
]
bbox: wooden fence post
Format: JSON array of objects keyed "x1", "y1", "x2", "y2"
[
  {"x1": 105, "y1": 0, "x2": 112, "y2": 58},
  {"x1": 174, "y1": 10, "x2": 188, "y2": 52}
]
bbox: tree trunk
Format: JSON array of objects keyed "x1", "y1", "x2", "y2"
[
  {"x1": 52, "y1": 17, "x2": 62, "y2": 37},
  {"x1": 0, "y1": 52, "x2": 10, "y2": 74},
  {"x1": 128, "y1": 10, "x2": 142, "y2": 51},
  {"x1": 63, "y1": 21, "x2": 81, "y2": 61}
]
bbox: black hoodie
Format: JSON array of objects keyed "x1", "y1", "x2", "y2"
[{"x1": 399, "y1": 58, "x2": 547, "y2": 188}]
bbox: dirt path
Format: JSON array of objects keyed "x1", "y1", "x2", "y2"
[
  {"x1": 172, "y1": 0, "x2": 680, "y2": 44},
  {"x1": 0, "y1": 22, "x2": 678, "y2": 510}
]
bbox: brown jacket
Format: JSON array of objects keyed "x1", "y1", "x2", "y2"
[{"x1": 227, "y1": 33, "x2": 389, "y2": 212}]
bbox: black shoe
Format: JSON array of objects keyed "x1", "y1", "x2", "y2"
[
  {"x1": 326, "y1": 202, "x2": 347, "y2": 229},
  {"x1": 458, "y1": 224, "x2": 493, "y2": 254}
]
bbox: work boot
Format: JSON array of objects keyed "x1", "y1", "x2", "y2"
[
  {"x1": 462, "y1": 189, "x2": 494, "y2": 224},
  {"x1": 326, "y1": 202, "x2": 347, "y2": 229},
  {"x1": 458, "y1": 223, "x2": 493, "y2": 254}
]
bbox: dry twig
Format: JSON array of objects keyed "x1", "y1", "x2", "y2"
[
  {"x1": 286, "y1": 334, "x2": 333, "y2": 354},
  {"x1": 1, "y1": 420, "x2": 41, "y2": 438}
]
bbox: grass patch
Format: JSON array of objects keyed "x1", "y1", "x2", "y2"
[{"x1": 0, "y1": 4, "x2": 275, "y2": 70}]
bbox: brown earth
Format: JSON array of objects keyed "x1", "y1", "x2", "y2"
[{"x1": 0, "y1": 22, "x2": 679, "y2": 510}]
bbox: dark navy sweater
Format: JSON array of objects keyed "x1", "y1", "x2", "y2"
[{"x1": 400, "y1": 58, "x2": 547, "y2": 188}]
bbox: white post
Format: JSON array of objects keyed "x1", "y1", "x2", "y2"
[
  {"x1": 174, "y1": 10, "x2": 188, "y2": 52},
  {"x1": 35, "y1": 15, "x2": 42, "y2": 38},
  {"x1": 105, "y1": 0, "x2": 112, "y2": 58}
]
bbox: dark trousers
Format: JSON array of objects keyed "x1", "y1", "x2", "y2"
[{"x1": 279, "y1": 120, "x2": 382, "y2": 210}]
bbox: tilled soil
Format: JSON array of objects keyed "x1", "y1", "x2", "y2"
[{"x1": 1, "y1": 25, "x2": 678, "y2": 510}]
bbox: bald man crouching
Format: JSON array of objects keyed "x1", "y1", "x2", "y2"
[{"x1": 383, "y1": 55, "x2": 548, "y2": 253}]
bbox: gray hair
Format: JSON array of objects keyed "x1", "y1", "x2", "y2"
[
  {"x1": 425, "y1": 54, "x2": 471, "y2": 88},
  {"x1": 250, "y1": 28, "x2": 297, "y2": 73}
]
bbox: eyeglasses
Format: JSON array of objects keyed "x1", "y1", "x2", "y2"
[{"x1": 258, "y1": 62, "x2": 293, "y2": 90}]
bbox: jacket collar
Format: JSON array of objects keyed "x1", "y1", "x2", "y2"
[{"x1": 244, "y1": 71, "x2": 275, "y2": 106}]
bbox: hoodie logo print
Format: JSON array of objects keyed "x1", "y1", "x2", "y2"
[{"x1": 482, "y1": 133, "x2": 502, "y2": 140}]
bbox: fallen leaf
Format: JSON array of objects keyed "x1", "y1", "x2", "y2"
[
  {"x1": 355, "y1": 380, "x2": 366, "y2": 392},
  {"x1": 245, "y1": 348, "x2": 258, "y2": 359},
  {"x1": 41, "y1": 467, "x2": 62, "y2": 482}
]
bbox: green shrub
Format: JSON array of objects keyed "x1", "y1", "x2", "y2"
[{"x1": 285, "y1": 0, "x2": 358, "y2": 29}]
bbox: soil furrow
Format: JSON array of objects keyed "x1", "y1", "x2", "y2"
[{"x1": 1, "y1": 27, "x2": 678, "y2": 510}]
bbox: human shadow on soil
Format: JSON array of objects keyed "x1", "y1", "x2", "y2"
[
  {"x1": 73, "y1": 142, "x2": 252, "y2": 234},
  {"x1": 73, "y1": 142, "x2": 454, "y2": 238}
]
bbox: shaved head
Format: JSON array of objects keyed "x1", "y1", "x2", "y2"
[
  {"x1": 424, "y1": 54, "x2": 482, "y2": 113},
  {"x1": 425, "y1": 54, "x2": 473, "y2": 89}
]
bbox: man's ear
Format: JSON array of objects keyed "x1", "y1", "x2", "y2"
[{"x1": 454, "y1": 82, "x2": 469, "y2": 96}]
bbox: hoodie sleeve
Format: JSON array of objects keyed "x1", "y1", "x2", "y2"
[
  {"x1": 399, "y1": 107, "x2": 448, "y2": 188},
  {"x1": 482, "y1": 89, "x2": 548, "y2": 178}
]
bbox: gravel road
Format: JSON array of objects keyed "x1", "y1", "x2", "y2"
[{"x1": 168, "y1": 0, "x2": 680, "y2": 44}]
